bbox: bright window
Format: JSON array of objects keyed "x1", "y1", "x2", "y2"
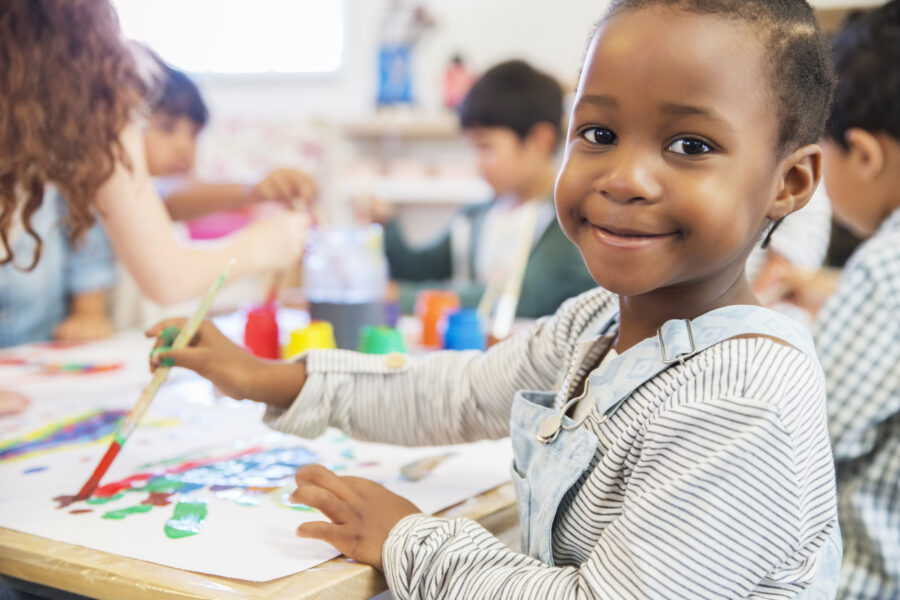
[{"x1": 111, "y1": 0, "x2": 344, "y2": 74}]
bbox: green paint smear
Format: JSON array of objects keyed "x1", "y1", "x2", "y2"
[
  {"x1": 165, "y1": 500, "x2": 208, "y2": 539},
  {"x1": 113, "y1": 431, "x2": 128, "y2": 446},
  {"x1": 141, "y1": 477, "x2": 184, "y2": 493},
  {"x1": 102, "y1": 504, "x2": 153, "y2": 519},
  {"x1": 87, "y1": 493, "x2": 124, "y2": 505}
]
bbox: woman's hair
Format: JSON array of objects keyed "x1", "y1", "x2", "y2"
[
  {"x1": 601, "y1": 0, "x2": 836, "y2": 160},
  {"x1": 0, "y1": 0, "x2": 148, "y2": 269}
]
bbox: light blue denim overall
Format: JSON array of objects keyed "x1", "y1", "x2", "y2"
[{"x1": 508, "y1": 305, "x2": 841, "y2": 598}]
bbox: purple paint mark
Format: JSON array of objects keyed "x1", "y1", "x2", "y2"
[
  {"x1": 0, "y1": 410, "x2": 127, "y2": 461},
  {"x1": 23, "y1": 466, "x2": 49, "y2": 474}
]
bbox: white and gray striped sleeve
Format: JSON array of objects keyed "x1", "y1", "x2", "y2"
[
  {"x1": 382, "y1": 394, "x2": 820, "y2": 600},
  {"x1": 264, "y1": 288, "x2": 614, "y2": 446}
]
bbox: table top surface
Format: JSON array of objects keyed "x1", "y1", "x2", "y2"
[{"x1": 0, "y1": 483, "x2": 517, "y2": 600}]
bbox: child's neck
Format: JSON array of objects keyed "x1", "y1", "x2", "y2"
[{"x1": 613, "y1": 272, "x2": 758, "y2": 353}]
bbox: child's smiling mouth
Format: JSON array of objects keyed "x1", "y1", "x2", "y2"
[{"x1": 590, "y1": 223, "x2": 679, "y2": 249}]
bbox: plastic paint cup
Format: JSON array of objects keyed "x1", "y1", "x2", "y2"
[
  {"x1": 441, "y1": 308, "x2": 485, "y2": 350},
  {"x1": 415, "y1": 290, "x2": 460, "y2": 348},
  {"x1": 244, "y1": 304, "x2": 280, "y2": 359},
  {"x1": 358, "y1": 326, "x2": 407, "y2": 354},
  {"x1": 282, "y1": 321, "x2": 337, "y2": 359}
]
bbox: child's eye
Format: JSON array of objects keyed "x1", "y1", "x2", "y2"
[
  {"x1": 667, "y1": 138, "x2": 712, "y2": 156},
  {"x1": 581, "y1": 127, "x2": 617, "y2": 146}
]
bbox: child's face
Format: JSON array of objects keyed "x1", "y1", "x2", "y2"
[
  {"x1": 465, "y1": 126, "x2": 549, "y2": 199},
  {"x1": 555, "y1": 7, "x2": 788, "y2": 299},
  {"x1": 144, "y1": 112, "x2": 201, "y2": 177},
  {"x1": 821, "y1": 137, "x2": 883, "y2": 238}
]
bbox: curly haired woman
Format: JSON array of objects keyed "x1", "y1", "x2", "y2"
[{"x1": 0, "y1": 0, "x2": 310, "y2": 306}]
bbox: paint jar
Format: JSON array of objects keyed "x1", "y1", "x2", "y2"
[
  {"x1": 282, "y1": 321, "x2": 337, "y2": 359},
  {"x1": 303, "y1": 225, "x2": 388, "y2": 350},
  {"x1": 358, "y1": 326, "x2": 407, "y2": 354},
  {"x1": 441, "y1": 308, "x2": 485, "y2": 350},
  {"x1": 244, "y1": 303, "x2": 279, "y2": 359},
  {"x1": 415, "y1": 290, "x2": 460, "y2": 348}
]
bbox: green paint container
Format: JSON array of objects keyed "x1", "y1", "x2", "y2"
[{"x1": 357, "y1": 326, "x2": 406, "y2": 355}]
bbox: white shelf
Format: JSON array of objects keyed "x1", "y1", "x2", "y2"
[{"x1": 347, "y1": 176, "x2": 490, "y2": 204}]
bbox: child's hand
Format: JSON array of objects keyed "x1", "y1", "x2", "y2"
[
  {"x1": 146, "y1": 319, "x2": 260, "y2": 400},
  {"x1": 291, "y1": 464, "x2": 421, "y2": 572},
  {"x1": 250, "y1": 168, "x2": 318, "y2": 208},
  {"x1": 351, "y1": 194, "x2": 395, "y2": 225},
  {"x1": 145, "y1": 319, "x2": 307, "y2": 407},
  {"x1": 53, "y1": 312, "x2": 113, "y2": 342},
  {"x1": 780, "y1": 267, "x2": 842, "y2": 315}
]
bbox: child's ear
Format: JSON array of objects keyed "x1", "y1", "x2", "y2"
[
  {"x1": 769, "y1": 144, "x2": 822, "y2": 220},
  {"x1": 526, "y1": 122, "x2": 559, "y2": 156},
  {"x1": 844, "y1": 127, "x2": 885, "y2": 181}
]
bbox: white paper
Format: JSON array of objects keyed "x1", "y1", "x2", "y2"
[{"x1": 0, "y1": 335, "x2": 513, "y2": 581}]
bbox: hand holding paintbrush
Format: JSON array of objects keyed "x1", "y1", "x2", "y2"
[{"x1": 67, "y1": 259, "x2": 235, "y2": 504}]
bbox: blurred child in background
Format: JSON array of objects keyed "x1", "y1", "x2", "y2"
[
  {"x1": 360, "y1": 60, "x2": 597, "y2": 325},
  {"x1": 143, "y1": 56, "x2": 317, "y2": 221},
  {"x1": 785, "y1": 3, "x2": 900, "y2": 597}
]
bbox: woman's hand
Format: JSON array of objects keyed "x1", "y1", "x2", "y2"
[
  {"x1": 145, "y1": 319, "x2": 307, "y2": 407},
  {"x1": 291, "y1": 464, "x2": 421, "y2": 571}
]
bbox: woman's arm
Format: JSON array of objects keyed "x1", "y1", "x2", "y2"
[{"x1": 95, "y1": 126, "x2": 306, "y2": 304}]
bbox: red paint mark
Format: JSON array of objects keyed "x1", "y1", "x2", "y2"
[
  {"x1": 75, "y1": 441, "x2": 122, "y2": 500},
  {"x1": 77, "y1": 445, "x2": 264, "y2": 501},
  {"x1": 142, "y1": 492, "x2": 174, "y2": 506},
  {"x1": 69, "y1": 509, "x2": 93, "y2": 515},
  {"x1": 356, "y1": 461, "x2": 379, "y2": 468},
  {"x1": 54, "y1": 495, "x2": 78, "y2": 509}
]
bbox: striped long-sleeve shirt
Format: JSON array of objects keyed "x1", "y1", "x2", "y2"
[
  {"x1": 817, "y1": 208, "x2": 900, "y2": 600},
  {"x1": 265, "y1": 288, "x2": 838, "y2": 599}
]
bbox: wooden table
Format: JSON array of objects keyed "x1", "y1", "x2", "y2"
[{"x1": 0, "y1": 483, "x2": 517, "y2": 600}]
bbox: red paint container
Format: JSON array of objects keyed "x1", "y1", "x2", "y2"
[{"x1": 244, "y1": 304, "x2": 280, "y2": 359}]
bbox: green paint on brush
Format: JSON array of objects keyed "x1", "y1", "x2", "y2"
[
  {"x1": 164, "y1": 499, "x2": 208, "y2": 539},
  {"x1": 102, "y1": 504, "x2": 153, "y2": 519},
  {"x1": 86, "y1": 493, "x2": 124, "y2": 505},
  {"x1": 113, "y1": 431, "x2": 128, "y2": 446}
]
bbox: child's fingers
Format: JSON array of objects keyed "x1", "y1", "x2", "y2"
[
  {"x1": 295, "y1": 520, "x2": 346, "y2": 548},
  {"x1": 289, "y1": 485, "x2": 354, "y2": 524},
  {"x1": 294, "y1": 464, "x2": 356, "y2": 502},
  {"x1": 145, "y1": 318, "x2": 188, "y2": 338},
  {"x1": 149, "y1": 347, "x2": 206, "y2": 370}
]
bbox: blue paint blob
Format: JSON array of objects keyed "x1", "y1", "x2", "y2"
[{"x1": 23, "y1": 466, "x2": 49, "y2": 475}]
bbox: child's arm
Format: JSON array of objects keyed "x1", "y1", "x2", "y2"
[
  {"x1": 164, "y1": 168, "x2": 318, "y2": 222},
  {"x1": 96, "y1": 126, "x2": 307, "y2": 305},
  {"x1": 55, "y1": 217, "x2": 116, "y2": 341},
  {"x1": 53, "y1": 290, "x2": 113, "y2": 342},
  {"x1": 147, "y1": 288, "x2": 616, "y2": 447}
]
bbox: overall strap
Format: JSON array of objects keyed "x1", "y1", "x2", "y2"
[{"x1": 587, "y1": 305, "x2": 816, "y2": 416}]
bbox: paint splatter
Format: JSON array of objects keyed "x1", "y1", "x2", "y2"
[
  {"x1": 164, "y1": 500, "x2": 208, "y2": 538},
  {"x1": 0, "y1": 410, "x2": 126, "y2": 461},
  {"x1": 103, "y1": 504, "x2": 153, "y2": 519},
  {"x1": 23, "y1": 466, "x2": 48, "y2": 475},
  {"x1": 68, "y1": 509, "x2": 92, "y2": 515}
]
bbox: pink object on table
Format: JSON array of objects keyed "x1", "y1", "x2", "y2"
[{"x1": 186, "y1": 209, "x2": 254, "y2": 240}]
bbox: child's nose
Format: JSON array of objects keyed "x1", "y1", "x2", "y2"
[{"x1": 592, "y1": 147, "x2": 661, "y2": 204}]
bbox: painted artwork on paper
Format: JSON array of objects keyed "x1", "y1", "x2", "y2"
[{"x1": 0, "y1": 334, "x2": 513, "y2": 581}]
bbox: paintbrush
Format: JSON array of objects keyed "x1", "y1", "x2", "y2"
[{"x1": 73, "y1": 259, "x2": 235, "y2": 501}]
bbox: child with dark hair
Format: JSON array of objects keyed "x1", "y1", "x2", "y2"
[
  {"x1": 372, "y1": 60, "x2": 596, "y2": 325},
  {"x1": 784, "y1": 3, "x2": 900, "y2": 598},
  {"x1": 141, "y1": 55, "x2": 317, "y2": 222},
  {"x1": 153, "y1": 1, "x2": 843, "y2": 597}
]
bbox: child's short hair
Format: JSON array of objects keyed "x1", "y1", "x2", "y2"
[
  {"x1": 825, "y1": 1, "x2": 900, "y2": 148},
  {"x1": 603, "y1": 0, "x2": 835, "y2": 158},
  {"x1": 458, "y1": 60, "x2": 563, "y2": 144},
  {"x1": 150, "y1": 60, "x2": 209, "y2": 129}
]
